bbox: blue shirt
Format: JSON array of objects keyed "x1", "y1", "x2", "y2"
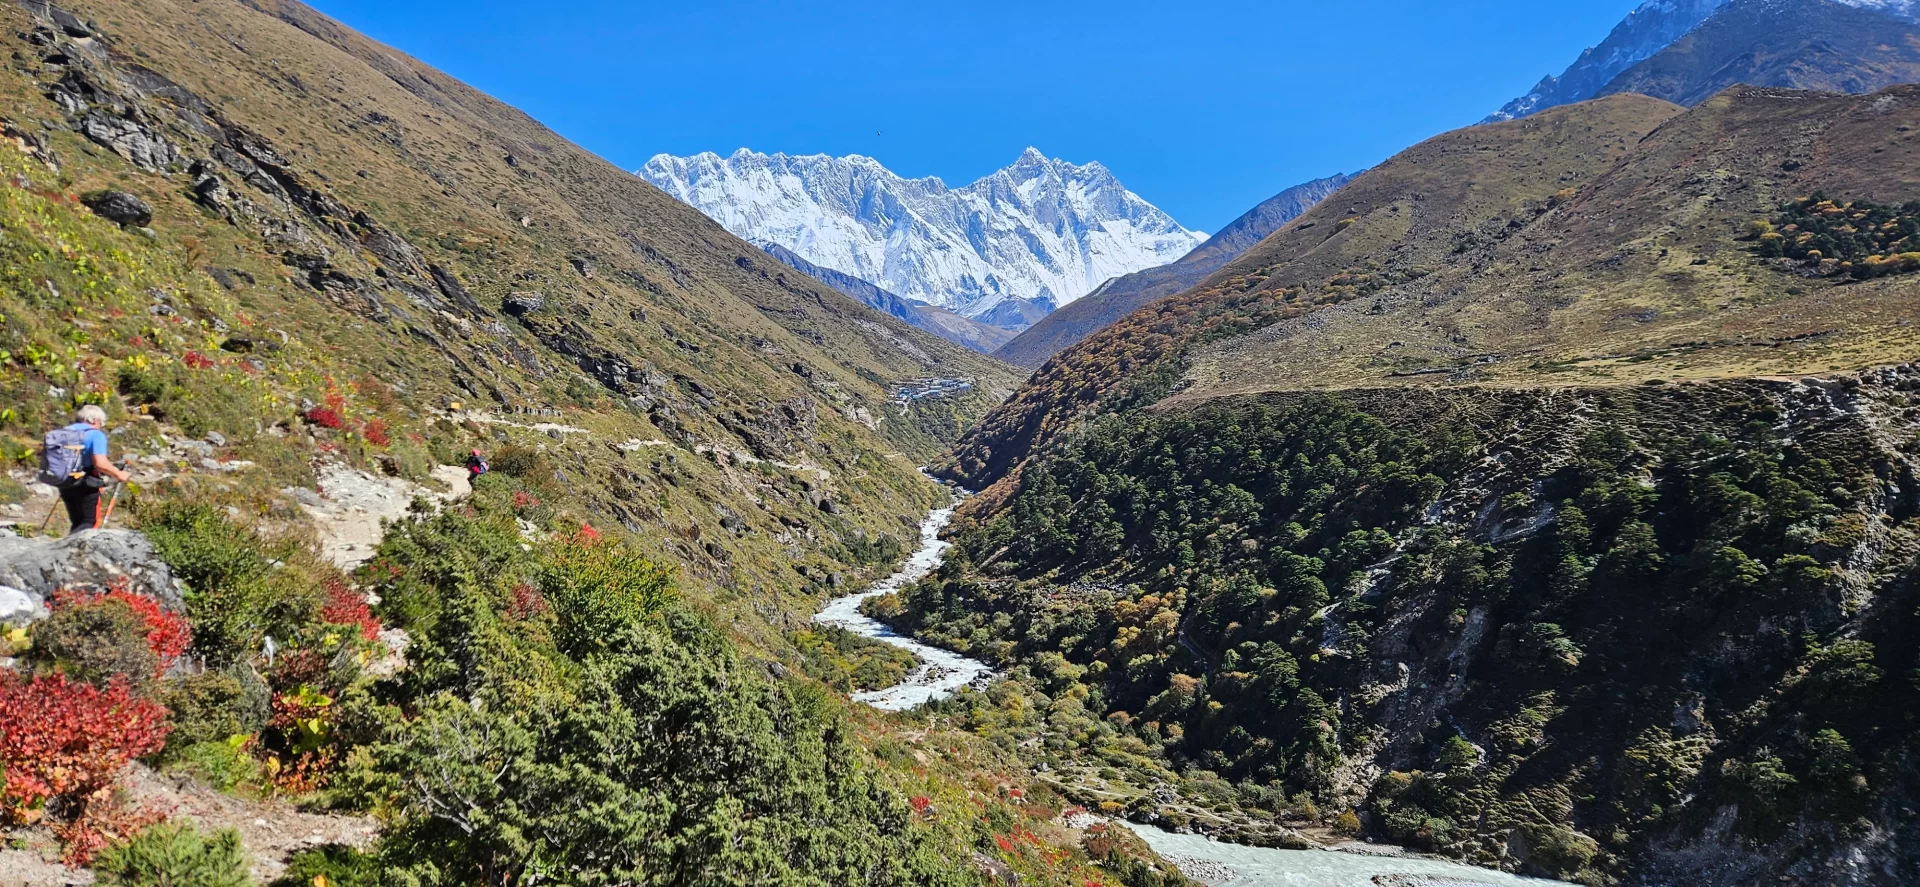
[{"x1": 65, "y1": 422, "x2": 109, "y2": 470}]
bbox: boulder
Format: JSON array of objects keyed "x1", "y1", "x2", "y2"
[
  {"x1": 502, "y1": 291, "x2": 546, "y2": 317},
  {"x1": 80, "y1": 189, "x2": 153, "y2": 227},
  {"x1": 0, "y1": 529, "x2": 184, "y2": 626}
]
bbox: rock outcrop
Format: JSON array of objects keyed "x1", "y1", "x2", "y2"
[{"x1": 0, "y1": 529, "x2": 184, "y2": 625}]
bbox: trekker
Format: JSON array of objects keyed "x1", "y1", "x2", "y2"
[
  {"x1": 465, "y1": 448, "x2": 489, "y2": 483},
  {"x1": 45, "y1": 405, "x2": 131, "y2": 533}
]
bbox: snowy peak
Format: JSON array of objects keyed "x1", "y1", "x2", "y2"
[
  {"x1": 1487, "y1": 0, "x2": 1729, "y2": 122},
  {"x1": 1487, "y1": 0, "x2": 1920, "y2": 123},
  {"x1": 636, "y1": 148, "x2": 1204, "y2": 320}
]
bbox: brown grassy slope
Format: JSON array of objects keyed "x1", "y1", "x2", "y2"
[
  {"x1": 80, "y1": 0, "x2": 1017, "y2": 403},
  {"x1": 0, "y1": 0, "x2": 1017, "y2": 610},
  {"x1": 1178, "y1": 84, "x2": 1920, "y2": 404},
  {"x1": 942, "y1": 94, "x2": 1685, "y2": 492},
  {"x1": 994, "y1": 174, "x2": 1352, "y2": 369},
  {"x1": 1599, "y1": 0, "x2": 1920, "y2": 108}
]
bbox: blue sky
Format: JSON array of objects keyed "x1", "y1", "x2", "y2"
[{"x1": 305, "y1": 0, "x2": 1642, "y2": 232}]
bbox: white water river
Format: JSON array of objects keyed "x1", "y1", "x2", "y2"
[
  {"x1": 811, "y1": 499, "x2": 995, "y2": 710},
  {"x1": 818, "y1": 501, "x2": 1566, "y2": 887},
  {"x1": 1128, "y1": 822, "x2": 1569, "y2": 887}
]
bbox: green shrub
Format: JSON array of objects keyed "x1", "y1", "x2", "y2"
[
  {"x1": 169, "y1": 738, "x2": 264, "y2": 793},
  {"x1": 542, "y1": 538, "x2": 677, "y2": 657},
  {"x1": 269, "y1": 844, "x2": 379, "y2": 887},
  {"x1": 161, "y1": 668, "x2": 270, "y2": 750},
  {"x1": 142, "y1": 501, "x2": 317, "y2": 664},
  {"x1": 1525, "y1": 824, "x2": 1598, "y2": 877},
  {"x1": 94, "y1": 820, "x2": 253, "y2": 887},
  {"x1": 791, "y1": 625, "x2": 917, "y2": 692},
  {"x1": 31, "y1": 594, "x2": 158, "y2": 690},
  {"x1": 489, "y1": 443, "x2": 548, "y2": 478}
]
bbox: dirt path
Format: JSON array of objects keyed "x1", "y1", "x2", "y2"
[{"x1": 299, "y1": 463, "x2": 471, "y2": 569}]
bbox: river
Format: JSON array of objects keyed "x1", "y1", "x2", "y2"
[
  {"x1": 816, "y1": 501, "x2": 1566, "y2": 887},
  {"x1": 811, "y1": 497, "x2": 994, "y2": 710},
  {"x1": 1128, "y1": 823, "x2": 1569, "y2": 887}
]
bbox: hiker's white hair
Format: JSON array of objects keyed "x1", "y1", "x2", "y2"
[{"x1": 75, "y1": 404, "x2": 107, "y2": 425}]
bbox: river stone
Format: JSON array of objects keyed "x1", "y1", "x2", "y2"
[{"x1": 0, "y1": 529, "x2": 185, "y2": 625}]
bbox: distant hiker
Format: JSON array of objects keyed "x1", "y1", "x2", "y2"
[
  {"x1": 465, "y1": 449, "x2": 490, "y2": 482},
  {"x1": 42, "y1": 405, "x2": 130, "y2": 533}
]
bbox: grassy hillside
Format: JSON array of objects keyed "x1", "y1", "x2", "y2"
[
  {"x1": 1180, "y1": 85, "x2": 1920, "y2": 402},
  {"x1": 943, "y1": 93, "x2": 1687, "y2": 496},
  {"x1": 0, "y1": 0, "x2": 1022, "y2": 606},
  {"x1": 995, "y1": 174, "x2": 1352, "y2": 369},
  {"x1": 0, "y1": 3, "x2": 1211, "y2": 883}
]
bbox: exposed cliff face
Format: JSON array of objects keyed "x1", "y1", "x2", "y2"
[{"x1": 898, "y1": 367, "x2": 1920, "y2": 884}]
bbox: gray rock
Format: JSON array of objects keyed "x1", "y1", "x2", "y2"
[
  {"x1": 502, "y1": 291, "x2": 546, "y2": 317},
  {"x1": 80, "y1": 189, "x2": 153, "y2": 227},
  {"x1": 79, "y1": 111, "x2": 176, "y2": 172},
  {"x1": 281, "y1": 486, "x2": 324, "y2": 508},
  {"x1": 0, "y1": 529, "x2": 184, "y2": 625},
  {"x1": 204, "y1": 430, "x2": 227, "y2": 447}
]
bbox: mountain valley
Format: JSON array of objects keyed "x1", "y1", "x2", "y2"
[{"x1": 1, "y1": 0, "x2": 1920, "y2": 885}]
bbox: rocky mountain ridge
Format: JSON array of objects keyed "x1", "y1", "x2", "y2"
[
  {"x1": 1487, "y1": 0, "x2": 1729, "y2": 122},
  {"x1": 638, "y1": 147, "x2": 1205, "y2": 324},
  {"x1": 1490, "y1": 0, "x2": 1920, "y2": 121}
]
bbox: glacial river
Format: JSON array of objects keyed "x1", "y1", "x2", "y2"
[
  {"x1": 811, "y1": 498, "x2": 994, "y2": 710},
  {"x1": 817, "y1": 500, "x2": 1566, "y2": 887}
]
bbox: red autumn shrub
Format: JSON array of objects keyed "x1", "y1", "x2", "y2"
[
  {"x1": 319, "y1": 579, "x2": 381, "y2": 642},
  {"x1": 303, "y1": 406, "x2": 344, "y2": 429},
  {"x1": 507, "y1": 583, "x2": 549, "y2": 621},
  {"x1": 908, "y1": 796, "x2": 932, "y2": 814},
  {"x1": 511, "y1": 490, "x2": 541, "y2": 509},
  {"x1": 182, "y1": 350, "x2": 215, "y2": 370},
  {"x1": 267, "y1": 648, "x2": 330, "y2": 693},
  {"x1": 577, "y1": 523, "x2": 602, "y2": 545},
  {"x1": 0, "y1": 673, "x2": 170, "y2": 861},
  {"x1": 361, "y1": 417, "x2": 390, "y2": 447},
  {"x1": 50, "y1": 587, "x2": 190, "y2": 677}
]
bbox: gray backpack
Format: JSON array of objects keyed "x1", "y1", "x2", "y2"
[{"x1": 39, "y1": 426, "x2": 89, "y2": 487}]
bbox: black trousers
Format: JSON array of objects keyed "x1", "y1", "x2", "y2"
[{"x1": 59, "y1": 480, "x2": 101, "y2": 533}]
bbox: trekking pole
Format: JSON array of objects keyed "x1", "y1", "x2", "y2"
[
  {"x1": 38, "y1": 496, "x2": 59, "y2": 532},
  {"x1": 96, "y1": 483, "x2": 121, "y2": 530}
]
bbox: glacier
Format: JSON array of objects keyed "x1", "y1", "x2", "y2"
[{"x1": 637, "y1": 147, "x2": 1205, "y2": 320}]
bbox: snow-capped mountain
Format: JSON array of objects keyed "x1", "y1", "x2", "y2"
[
  {"x1": 637, "y1": 148, "x2": 1205, "y2": 320},
  {"x1": 1487, "y1": 0, "x2": 1729, "y2": 122},
  {"x1": 1487, "y1": 0, "x2": 1920, "y2": 123}
]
